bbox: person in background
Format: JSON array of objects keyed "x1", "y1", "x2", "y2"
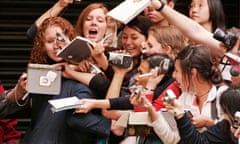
[
  {"x1": 144, "y1": 0, "x2": 175, "y2": 27},
  {"x1": 150, "y1": 0, "x2": 224, "y2": 56},
  {"x1": 188, "y1": 0, "x2": 225, "y2": 33},
  {"x1": 0, "y1": 81, "x2": 21, "y2": 144}
]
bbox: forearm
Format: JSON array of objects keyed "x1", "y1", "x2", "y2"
[
  {"x1": 35, "y1": 1, "x2": 68, "y2": 27},
  {"x1": 152, "y1": 111, "x2": 180, "y2": 144},
  {"x1": 105, "y1": 72, "x2": 126, "y2": 99},
  {"x1": 159, "y1": 2, "x2": 222, "y2": 51},
  {"x1": 6, "y1": 84, "x2": 27, "y2": 101}
]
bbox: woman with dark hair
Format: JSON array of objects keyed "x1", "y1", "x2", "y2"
[
  {"x1": 189, "y1": 0, "x2": 226, "y2": 32},
  {"x1": 162, "y1": 84, "x2": 240, "y2": 144},
  {"x1": 131, "y1": 45, "x2": 229, "y2": 142}
]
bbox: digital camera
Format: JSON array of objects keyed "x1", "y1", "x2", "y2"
[
  {"x1": 163, "y1": 89, "x2": 176, "y2": 104},
  {"x1": 233, "y1": 111, "x2": 240, "y2": 129},
  {"x1": 129, "y1": 85, "x2": 144, "y2": 98},
  {"x1": 213, "y1": 27, "x2": 239, "y2": 51},
  {"x1": 158, "y1": 57, "x2": 171, "y2": 74},
  {"x1": 108, "y1": 52, "x2": 132, "y2": 68}
]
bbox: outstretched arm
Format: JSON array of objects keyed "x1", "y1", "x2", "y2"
[{"x1": 151, "y1": 0, "x2": 224, "y2": 54}]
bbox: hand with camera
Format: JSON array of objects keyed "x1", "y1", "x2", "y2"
[
  {"x1": 163, "y1": 90, "x2": 184, "y2": 119},
  {"x1": 145, "y1": 67, "x2": 165, "y2": 93},
  {"x1": 129, "y1": 85, "x2": 153, "y2": 110}
]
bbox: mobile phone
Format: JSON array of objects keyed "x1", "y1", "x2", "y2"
[{"x1": 185, "y1": 110, "x2": 193, "y2": 119}]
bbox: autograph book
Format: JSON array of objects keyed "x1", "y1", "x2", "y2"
[
  {"x1": 27, "y1": 64, "x2": 62, "y2": 95},
  {"x1": 107, "y1": 0, "x2": 151, "y2": 24},
  {"x1": 48, "y1": 96, "x2": 82, "y2": 113},
  {"x1": 57, "y1": 36, "x2": 94, "y2": 64}
]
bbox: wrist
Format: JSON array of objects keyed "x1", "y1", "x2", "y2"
[
  {"x1": 145, "y1": 87, "x2": 155, "y2": 93},
  {"x1": 174, "y1": 110, "x2": 185, "y2": 119},
  {"x1": 156, "y1": 1, "x2": 165, "y2": 12}
]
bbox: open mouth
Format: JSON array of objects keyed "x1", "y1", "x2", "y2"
[{"x1": 88, "y1": 29, "x2": 98, "y2": 38}]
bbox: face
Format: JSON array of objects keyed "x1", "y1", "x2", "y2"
[
  {"x1": 144, "y1": 6, "x2": 164, "y2": 25},
  {"x1": 83, "y1": 8, "x2": 107, "y2": 42},
  {"x1": 44, "y1": 26, "x2": 63, "y2": 62},
  {"x1": 144, "y1": 34, "x2": 167, "y2": 55},
  {"x1": 172, "y1": 60, "x2": 187, "y2": 91},
  {"x1": 144, "y1": 0, "x2": 173, "y2": 25},
  {"x1": 134, "y1": 60, "x2": 150, "y2": 86},
  {"x1": 189, "y1": 0, "x2": 210, "y2": 26},
  {"x1": 121, "y1": 26, "x2": 146, "y2": 57}
]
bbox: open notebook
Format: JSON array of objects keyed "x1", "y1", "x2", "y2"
[
  {"x1": 57, "y1": 36, "x2": 94, "y2": 64},
  {"x1": 107, "y1": 0, "x2": 151, "y2": 24}
]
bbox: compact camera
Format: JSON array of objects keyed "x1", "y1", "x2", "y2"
[
  {"x1": 158, "y1": 58, "x2": 171, "y2": 74},
  {"x1": 108, "y1": 52, "x2": 132, "y2": 68},
  {"x1": 163, "y1": 89, "x2": 176, "y2": 104},
  {"x1": 213, "y1": 27, "x2": 239, "y2": 51},
  {"x1": 233, "y1": 111, "x2": 240, "y2": 129},
  {"x1": 129, "y1": 85, "x2": 144, "y2": 98},
  {"x1": 139, "y1": 57, "x2": 172, "y2": 78}
]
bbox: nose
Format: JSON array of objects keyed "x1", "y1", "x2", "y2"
[
  {"x1": 54, "y1": 40, "x2": 60, "y2": 49},
  {"x1": 91, "y1": 18, "x2": 97, "y2": 26}
]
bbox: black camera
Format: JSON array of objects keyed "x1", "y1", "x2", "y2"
[
  {"x1": 233, "y1": 111, "x2": 240, "y2": 129},
  {"x1": 213, "y1": 27, "x2": 239, "y2": 51},
  {"x1": 108, "y1": 52, "x2": 132, "y2": 68},
  {"x1": 163, "y1": 89, "x2": 176, "y2": 104}
]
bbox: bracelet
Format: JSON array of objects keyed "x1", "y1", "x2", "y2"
[
  {"x1": 156, "y1": 1, "x2": 165, "y2": 12},
  {"x1": 145, "y1": 87, "x2": 155, "y2": 92}
]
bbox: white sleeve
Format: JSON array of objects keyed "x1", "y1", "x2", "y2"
[{"x1": 151, "y1": 111, "x2": 180, "y2": 144}]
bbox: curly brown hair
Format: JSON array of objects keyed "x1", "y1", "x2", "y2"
[{"x1": 30, "y1": 17, "x2": 78, "y2": 64}]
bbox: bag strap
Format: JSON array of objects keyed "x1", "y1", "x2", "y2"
[{"x1": 211, "y1": 84, "x2": 221, "y2": 120}]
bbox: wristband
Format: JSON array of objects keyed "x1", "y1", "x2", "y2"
[
  {"x1": 156, "y1": 1, "x2": 165, "y2": 12},
  {"x1": 145, "y1": 87, "x2": 155, "y2": 92}
]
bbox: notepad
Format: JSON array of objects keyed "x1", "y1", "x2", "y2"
[
  {"x1": 48, "y1": 96, "x2": 83, "y2": 113},
  {"x1": 57, "y1": 36, "x2": 94, "y2": 64},
  {"x1": 107, "y1": 0, "x2": 151, "y2": 24}
]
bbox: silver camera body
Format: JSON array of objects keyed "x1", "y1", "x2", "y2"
[
  {"x1": 233, "y1": 111, "x2": 240, "y2": 129},
  {"x1": 130, "y1": 85, "x2": 144, "y2": 98},
  {"x1": 108, "y1": 52, "x2": 132, "y2": 68},
  {"x1": 158, "y1": 58, "x2": 171, "y2": 74},
  {"x1": 163, "y1": 89, "x2": 176, "y2": 104}
]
